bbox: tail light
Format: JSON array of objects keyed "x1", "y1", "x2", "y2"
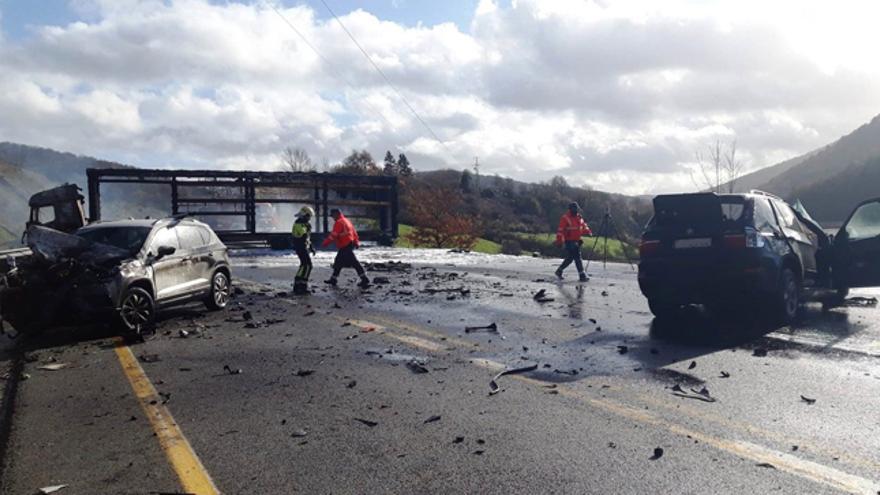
[
  {"x1": 723, "y1": 228, "x2": 765, "y2": 249},
  {"x1": 639, "y1": 239, "x2": 660, "y2": 257}
]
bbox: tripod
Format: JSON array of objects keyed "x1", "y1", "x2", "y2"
[{"x1": 584, "y1": 207, "x2": 637, "y2": 272}]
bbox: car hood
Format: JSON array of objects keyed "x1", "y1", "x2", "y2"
[{"x1": 26, "y1": 225, "x2": 134, "y2": 267}]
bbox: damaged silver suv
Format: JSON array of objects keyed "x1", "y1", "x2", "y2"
[{"x1": 1, "y1": 216, "x2": 231, "y2": 335}]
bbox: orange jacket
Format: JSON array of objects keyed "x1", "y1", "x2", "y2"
[
  {"x1": 556, "y1": 212, "x2": 592, "y2": 243},
  {"x1": 321, "y1": 213, "x2": 360, "y2": 249}
]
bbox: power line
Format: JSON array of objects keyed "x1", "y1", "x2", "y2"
[
  {"x1": 316, "y1": 0, "x2": 455, "y2": 156},
  {"x1": 268, "y1": 3, "x2": 400, "y2": 136}
]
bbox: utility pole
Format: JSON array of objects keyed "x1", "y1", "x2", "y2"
[{"x1": 473, "y1": 157, "x2": 480, "y2": 192}]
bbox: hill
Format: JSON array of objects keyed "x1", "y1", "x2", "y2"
[
  {"x1": 734, "y1": 114, "x2": 880, "y2": 222},
  {"x1": 0, "y1": 159, "x2": 56, "y2": 248}
]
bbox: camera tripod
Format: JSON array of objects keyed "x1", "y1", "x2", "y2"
[{"x1": 584, "y1": 207, "x2": 637, "y2": 272}]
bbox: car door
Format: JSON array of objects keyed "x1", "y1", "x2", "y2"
[
  {"x1": 148, "y1": 225, "x2": 186, "y2": 300},
  {"x1": 176, "y1": 224, "x2": 212, "y2": 293},
  {"x1": 834, "y1": 198, "x2": 880, "y2": 288},
  {"x1": 770, "y1": 200, "x2": 818, "y2": 278}
]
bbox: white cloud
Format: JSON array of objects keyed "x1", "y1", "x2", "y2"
[{"x1": 1, "y1": 0, "x2": 879, "y2": 194}]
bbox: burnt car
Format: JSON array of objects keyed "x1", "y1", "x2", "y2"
[
  {"x1": 638, "y1": 191, "x2": 880, "y2": 323},
  {"x1": 0, "y1": 216, "x2": 231, "y2": 335}
]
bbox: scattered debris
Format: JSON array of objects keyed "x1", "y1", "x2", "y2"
[
  {"x1": 178, "y1": 329, "x2": 189, "y2": 338},
  {"x1": 424, "y1": 415, "x2": 442, "y2": 424},
  {"x1": 671, "y1": 385, "x2": 717, "y2": 403},
  {"x1": 756, "y1": 462, "x2": 776, "y2": 469},
  {"x1": 720, "y1": 371, "x2": 731, "y2": 378},
  {"x1": 354, "y1": 418, "x2": 378, "y2": 427},
  {"x1": 688, "y1": 361, "x2": 697, "y2": 370},
  {"x1": 650, "y1": 447, "x2": 664, "y2": 460},
  {"x1": 453, "y1": 436, "x2": 464, "y2": 444},
  {"x1": 372, "y1": 276, "x2": 391, "y2": 285},
  {"x1": 488, "y1": 363, "x2": 538, "y2": 395},
  {"x1": 616, "y1": 345, "x2": 628, "y2": 355},
  {"x1": 465, "y1": 322, "x2": 498, "y2": 334},
  {"x1": 532, "y1": 289, "x2": 555, "y2": 303},
  {"x1": 473, "y1": 450, "x2": 485, "y2": 455},
  {"x1": 295, "y1": 369, "x2": 315, "y2": 377},
  {"x1": 139, "y1": 354, "x2": 161, "y2": 363},
  {"x1": 346, "y1": 380, "x2": 357, "y2": 388},
  {"x1": 800, "y1": 395, "x2": 816, "y2": 405},
  {"x1": 242, "y1": 311, "x2": 253, "y2": 321},
  {"x1": 37, "y1": 363, "x2": 69, "y2": 371},
  {"x1": 752, "y1": 348, "x2": 768, "y2": 357},
  {"x1": 223, "y1": 365, "x2": 242, "y2": 375},
  {"x1": 601, "y1": 291, "x2": 609, "y2": 297},
  {"x1": 841, "y1": 296, "x2": 878, "y2": 307},
  {"x1": 405, "y1": 361, "x2": 430, "y2": 374},
  {"x1": 553, "y1": 369, "x2": 578, "y2": 376},
  {"x1": 291, "y1": 429, "x2": 308, "y2": 438}
]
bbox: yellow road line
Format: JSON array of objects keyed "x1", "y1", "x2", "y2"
[{"x1": 114, "y1": 339, "x2": 219, "y2": 495}]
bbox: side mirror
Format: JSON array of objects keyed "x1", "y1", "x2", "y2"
[{"x1": 155, "y1": 245, "x2": 176, "y2": 260}]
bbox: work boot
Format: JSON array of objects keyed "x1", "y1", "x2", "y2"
[
  {"x1": 358, "y1": 276, "x2": 371, "y2": 289},
  {"x1": 555, "y1": 268, "x2": 564, "y2": 280},
  {"x1": 293, "y1": 283, "x2": 310, "y2": 295},
  {"x1": 324, "y1": 277, "x2": 337, "y2": 286},
  {"x1": 579, "y1": 272, "x2": 589, "y2": 282}
]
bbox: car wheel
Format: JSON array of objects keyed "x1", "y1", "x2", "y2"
[
  {"x1": 648, "y1": 299, "x2": 678, "y2": 319},
  {"x1": 206, "y1": 271, "x2": 231, "y2": 310},
  {"x1": 118, "y1": 287, "x2": 155, "y2": 334},
  {"x1": 776, "y1": 268, "x2": 800, "y2": 324}
]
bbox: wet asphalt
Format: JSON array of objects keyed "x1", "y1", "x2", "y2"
[{"x1": 1, "y1": 248, "x2": 880, "y2": 494}]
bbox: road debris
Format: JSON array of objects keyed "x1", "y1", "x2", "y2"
[
  {"x1": 346, "y1": 380, "x2": 357, "y2": 388},
  {"x1": 616, "y1": 345, "x2": 628, "y2": 355},
  {"x1": 242, "y1": 311, "x2": 253, "y2": 321},
  {"x1": 533, "y1": 289, "x2": 554, "y2": 303},
  {"x1": 800, "y1": 395, "x2": 816, "y2": 405},
  {"x1": 650, "y1": 447, "x2": 664, "y2": 460},
  {"x1": 756, "y1": 462, "x2": 776, "y2": 469},
  {"x1": 139, "y1": 354, "x2": 161, "y2": 363},
  {"x1": 223, "y1": 365, "x2": 242, "y2": 375},
  {"x1": 719, "y1": 371, "x2": 731, "y2": 378},
  {"x1": 424, "y1": 415, "x2": 442, "y2": 424},
  {"x1": 354, "y1": 418, "x2": 378, "y2": 427},
  {"x1": 752, "y1": 348, "x2": 768, "y2": 357},
  {"x1": 671, "y1": 384, "x2": 716, "y2": 403},
  {"x1": 405, "y1": 360, "x2": 430, "y2": 374},
  {"x1": 37, "y1": 363, "x2": 69, "y2": 371},
  {"x1": 38, "y1": 485, "x2": 68, "y2": 494},
  {"x1": 295, "y1": 369, "x2": 315, "y2": 377},
  {"x1": 453, "y1": 436, "x2": 464, "y2": 444},
  {"x1": 688, "y1": 361, "x2": 697, "y2": 370},
  {"x1": 465, "y1": 322, "x2": 498, "y2": 334},
  {"x1": 488, "y1": 363, "x2": 538, "y2": 395},
  {"x1": 291, "y1": 429, "x2": 308, "y2": 438},
  {"x1": 841, "y1": 296, "x2": 878, "y2": 307}
]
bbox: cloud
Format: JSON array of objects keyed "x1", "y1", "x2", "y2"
[{"x1": 1, "y1": 0, "x2": 879, "y2": 194}]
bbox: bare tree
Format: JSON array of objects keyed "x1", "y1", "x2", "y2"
[
  {"x1": 281, "y1": 146, "x2": 315, "y2": 172},
  {"x1": 691, "y1": 139, "x2": 745, "y2": 193}
]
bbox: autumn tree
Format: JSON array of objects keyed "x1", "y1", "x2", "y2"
[
  {"x1": 281, "y1": 146, "x2": 315, "y2": 172},
  {"x1": 332, "y1": 149, "x2": 380, "y2": 175},
  {"x1": 460, "y1": 169, "x2": 473, "y2": 193},
  {"x1": 405, "y1": 186, "x2": 480, "y2": 250}
]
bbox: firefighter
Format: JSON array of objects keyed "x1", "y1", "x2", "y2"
[
  {"x1": 292, "y1": 206, "x2": 316, "y2": 295},
  {"x1": 322, "y1": 208, "x2": 371, "y2": 288},
  {"x1": 554, "y1": 202, "x2": 592, "y2": 282}
]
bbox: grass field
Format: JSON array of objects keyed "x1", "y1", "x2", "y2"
[
  {"x1": 514, "y1": 232, "x2": 637, "y2": 260},
  {"x1": 394, "y1": 224, "x2": 502, "y2": 254}
]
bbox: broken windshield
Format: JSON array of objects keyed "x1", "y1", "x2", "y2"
[{"x1": 77, "y1": 226, "x2": 152, "y2": 255}]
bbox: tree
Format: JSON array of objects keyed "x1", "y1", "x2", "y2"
[
  {"x1": 460, "y1": 169, "x2": 473, "y2": 193},
  {"x1": 549, "y1": 175, "x2": 568, "y2": 194},
  {"x1": 281, "y1": 146, "x2": 315, "y2": 172},
  {"x1": 397, "y1": 153, "x2": 412, "y2": 176},
  {"x1": 332, "y1": 149, "x2": 380, "y2": 175},
  {"x1": 405, "y1": 187, "x2": 480, "y2": 250},
  {"x1": 383, "y1": 151, "x2": 398, "y2": 176},
  {"x1": 691, "y1": 139, "x2": 745, "y2": 193}
]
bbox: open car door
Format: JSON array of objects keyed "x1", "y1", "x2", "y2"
[{"x1": 834, "y1": 198, "x2": 880, "y2": 289}]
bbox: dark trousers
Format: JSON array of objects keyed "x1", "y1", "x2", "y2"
[
  {"x1": 294, "y1": 247, "x2": 312, "y2": 287},
  {"x1": 332, "y1": 245, "x2": 365, "y2": 278},
  {"x1": 558, "y1": 240, "x2": 584, "y2": 274}
]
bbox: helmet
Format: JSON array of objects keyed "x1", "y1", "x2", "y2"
[
  {"x1": 297, "y1": 206, "x2": 315, "y2": 218},
  {"x1": 568, "y1": 202, "x2": 580, "y2": 211}
]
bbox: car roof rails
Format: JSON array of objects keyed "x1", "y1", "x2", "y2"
[{"x1": 749, "y1": 189, "x2": 784, "y2": 201}]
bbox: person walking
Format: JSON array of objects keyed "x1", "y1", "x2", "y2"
[
  {"x1": 322, "y1": 208, "x2": 371, "y2": 288},
  {"x1": 555, "y1": 202, "x2": 592, "y2": 282},
  {"x1": 291, "y1": 206, "x2": 316, "y2": 295}
]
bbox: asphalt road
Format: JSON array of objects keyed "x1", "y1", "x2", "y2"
[{"x1": 2, "y1": 248, "x2": 880, "y2": 494}]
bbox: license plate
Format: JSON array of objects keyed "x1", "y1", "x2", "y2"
[{"x1": 674, "y1": 238, "x2": 711, "y2": 249}]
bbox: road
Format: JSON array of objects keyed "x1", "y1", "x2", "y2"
[{"x1": 1, "y1": 247, "x2": 880, "y2": 494}]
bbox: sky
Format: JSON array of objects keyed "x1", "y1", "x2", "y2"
[{"x1": 2, "y1": 0, "x2": 880, "y2": 195}]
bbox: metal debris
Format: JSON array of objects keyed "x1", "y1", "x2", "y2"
[
  {"x1": 650, "y1": 447, "x2": 664, "y2": 460},
  {"x1": 291, "y1": 429, "x2": 308, "y2": 438},
  {"x1": 720, "y1": 371, "x2": 731, "y2": 378},
  {"x1": 295, "y1": 369, "x2": 315, "y2": 377},
  {"x1": 688, "y1": 361, "x2": 696, "y2": 370},
  {"x1": 465, "y1": 322, "x2": 498, "y2": 333},
  {"x1": 38, "y1": 485, "x2": 68, "y2": 494},
  {"x1": 354, "y1": 418, "x2": 378, "y2": 427},
  {"x1": 223, "y1": 365, "x2": 242, "y2": 375},
  {"x1": 488, "y1": 363, "x2": 538, "y2": 395},
  {"x1": 37, "y1": 363, "x2": 69, "y2": 371},
  {"x1": 424, "y1": 415, "x2": 442, "y2": 424},
  {"x1": 139, "y1": 354, "x2": 161, "y2": 363},
  {"x1": 800, "y1": 395, "x2": 816, "y2": 405},
  {"x1": 752, "y1": 348, "x2": 768, "y2": 357},
  {"x1": 405, "y1": 360, "x2": 430, "y2": 374},
  {"x1": 616, "y1": 345, "x2": 628, "y2": 355}
]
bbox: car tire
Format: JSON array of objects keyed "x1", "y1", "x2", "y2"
[
  {"x1": 205, "y1": 271, "x2": 231, "y2": 311},
  {"x1": 776, "y1": 267, "x2": 800, "y2": 324},
  {"x1": 648, "y1": 299, "x2": 678, "y2": 320},
  {"x1": 118, "y1": 286, "x2": 155, "y2": 335}
]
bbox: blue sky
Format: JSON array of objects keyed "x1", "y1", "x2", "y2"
[{"x1": 0, "y1": 0, "x2": 479, "y2": 40}]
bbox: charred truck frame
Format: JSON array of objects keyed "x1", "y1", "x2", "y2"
[{"x1": 85, "y1": 168, "x2": 399, "y2": 248}]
